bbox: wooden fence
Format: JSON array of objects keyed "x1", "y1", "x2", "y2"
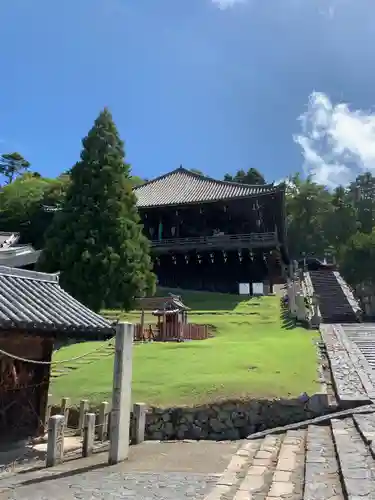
[{"x1": 133, "y1": 323, "x2": 209, "y2": 342}]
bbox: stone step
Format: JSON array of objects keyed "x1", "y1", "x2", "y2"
[
  {"x1": 331, "y1": 417, "x2": 375, "y2": 498},
  {"x1": 232, "y1": 434, "x2": 283, "y2": 499},
  {"x1": 304, "y1": 425, "x2": 344, "y2": 500},
  {"x1": 203, "y1": 440, "x2": 263, "y2": 499},
  {"x1": 205, "y1": 411, "x2": 375, "y2": 500},
  {"x1": 266, "y1": 429, "x2": 305, "y2": 499}
]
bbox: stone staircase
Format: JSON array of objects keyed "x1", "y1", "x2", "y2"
[
  {"x1": 309, "y1": 270, "x2": 360, "y2": 324},
  {"x1": 204, "y1": 406, "x2": 375, "y2": 499}
]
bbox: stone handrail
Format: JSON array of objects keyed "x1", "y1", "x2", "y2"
[
  {"x1": 304, "y1": 272, "x2": 322, "y2": 327},
  {"x1": 286, "y1": 270, "x2": 311, "y2": 325}
]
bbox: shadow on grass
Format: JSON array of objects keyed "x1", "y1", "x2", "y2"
[
  {"x1": 156, "y1": 287, "x2": 253, "y2": 311},
  {"x1": 280, "y1": 297, "x2": 297, "y2": 330}
]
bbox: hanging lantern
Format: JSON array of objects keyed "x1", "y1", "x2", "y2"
[
  {"x1": 172, "y1": 255, "x2": 177, "y2": 265},
  {"x1": 200, "y1": 207, "x2": 204, "y2": 214},
  {"x1": 197, "y1": 253, "x2": 202, "y2": 264},
  {"x1": 249, "y1": 251, "x2": 253, "y2": 261},
  {"x1": 238, "y1": 250, "x2": 243, "y2": 262},
  {"x1": 210, "y1": 252, "x2": 214, "y2": 263},
  {"x1": 223, "y1": 205, "x2": 227, "y2": 212},
  {"x1": 175, "y1": 210, "x2": 179, "y2": 216},
  {"x1": 156, "y1": 257, "x2": 160, "y2": 265},
  {"x1": 185, "y1": 254, "x2": 189, "y2": 264},
  {"x1": 223, "y1": 251, "x2": 227, "y2": 263},
  {"x1": 144, "y1": 213, "x2": 148, "y2": 219}
]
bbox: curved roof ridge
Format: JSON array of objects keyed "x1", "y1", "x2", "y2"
[
  {"x1": 134, "y1": 166, "x2": 284, "y2": 208},
  {"x1": 134, "y1": 165, "x2": 278, "y2": 191}
]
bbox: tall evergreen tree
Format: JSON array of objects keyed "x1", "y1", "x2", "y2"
[{"x1": 38, "y1": 108, "x2": 155, "y2": 311}]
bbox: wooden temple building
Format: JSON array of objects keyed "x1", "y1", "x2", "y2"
[
  {"x1": 134, "y1": 167, "x2": 288, "y2": 293},
  {"x1": 42, "y1": 166, "x2": 289, "y2": 293},
  {"x1": 0, "y1": 266, "x2": 114, "y2": 442}
]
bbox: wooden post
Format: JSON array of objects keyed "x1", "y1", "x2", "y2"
[
  {"x1": 60, "y1": 397, "x2": 70, "y2": 430},
  {"x1": 46, "y1": 415, "x2": 64, "y2": 467},
  {"x1": 140, "y1": 309, "x2": 145, "y2": 341},
  {"x1": 78, "y1": 399, "x2": 89, "y2": 436},
  {"x1": 44, "y1": 393, "x2": 52, "y2": 434},
  {"x1": 132, "y1": 403, "x2": 147, "y2": 444},
  {"x1": 162, "y1": 311, "x2": 166, "y2": 340},
  {"x1": 97, "y1": 401, "x2": 109, "y2": 441},
  {"x1": 83, "y1": 413, "x2": 95, "y2": 457},
  {"x1": 108, "y1": 322, "x2": 134, "y2": 465},
  {"x1": 39, "y1": 339, "x2": 53, "y2": 436}
]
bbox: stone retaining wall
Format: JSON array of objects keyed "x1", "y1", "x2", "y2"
[{"x1": 52, "y1": 393, "x2": 330, "y2": 441}]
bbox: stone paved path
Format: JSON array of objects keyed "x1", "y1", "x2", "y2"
[
  {"x1": 320, "y1": 323, "x2": 375, "y2": 406},
  {"x1": 4, "y1": 471, "x2": 219, "y2": 499},
  {"x1": 0, "y1": 441, "x2": 238, "y2": 500}
]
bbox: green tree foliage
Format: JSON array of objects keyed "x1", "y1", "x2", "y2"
[
  {"x1": 38, "y1": 108, "x2": 155, "y2": 312},
  {"x1": 189, "y1": 168, "x2": 205, "y2": 176},
  {"x1": 339, "y1": 230, "x2": 375, "y2": 287},
  {"x1": 0, "y1": 173, "x2": 70, "y2": 248},
  {"x1": 224, "y1": 168, "x2": 266, "y2": 185},
  {"x1": 0, "y1": 152, "x2": 30, "y2": 184}
]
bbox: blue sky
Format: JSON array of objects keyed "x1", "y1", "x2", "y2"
[{"x1": 1, "y1": 0, "x2": 375, "y2": 187}]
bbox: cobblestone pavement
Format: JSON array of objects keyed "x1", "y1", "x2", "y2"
[
  {"x1": 320, "y1": 324, "x2": 374, "y2": 405},
  {"x1": 4, "y1": 471, "x2": 219, "y2": 499},
  {"x1": 0, "y1": 441, "x2": 238, "y2": 500}
]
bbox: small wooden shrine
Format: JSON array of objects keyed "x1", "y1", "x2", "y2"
[
  {"x1": 0, "y1": 266, "x2": 114, "y2": 442},
  {"x1": 152, "y1": 296, "x2": 190, "y2": 341}
]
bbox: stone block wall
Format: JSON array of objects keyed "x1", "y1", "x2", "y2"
[{"x1": 52, "y1": 394, "x2": 329, "y2": 442}]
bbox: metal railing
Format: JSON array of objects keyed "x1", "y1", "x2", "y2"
[{"x1": 150, "y1": 231, "x2": 278, "y2": 250}]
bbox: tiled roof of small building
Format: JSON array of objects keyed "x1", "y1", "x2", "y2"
[
  {"x1": 0, "y1": 266, "x2": 114, "y2": 338},
  {"x1": 134, "y1": 167, "x2": 283, "y2": 208}
]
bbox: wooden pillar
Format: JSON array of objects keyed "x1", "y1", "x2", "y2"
[
  {"x1": 162, "y1": 311, "x2": 166, "y2": 341},
  {"x1": 38, "y1": 339, "x2": 53, "y2": 436},
  {"x1": 140, "y1": 309, "x2": 145, "y2": 338}
]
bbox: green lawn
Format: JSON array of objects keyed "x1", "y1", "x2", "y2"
[{"x1": 51, "y1": 291, "x2": 319, "y2": 408}]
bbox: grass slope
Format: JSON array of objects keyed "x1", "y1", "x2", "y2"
[{"x1": 51, "y1": 291, "x2": 319, "y2": 408}]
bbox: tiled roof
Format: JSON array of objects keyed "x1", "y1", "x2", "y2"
[
  {"x1": 0, "y1": 266, "x2": 114, "y2": 338},
  {"x1": 134, "y1": 167, "x2": 282, "y2": 208}
]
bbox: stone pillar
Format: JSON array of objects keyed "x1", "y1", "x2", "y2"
[
  {"x1": 132, "y1": 403, "x2": 147, "y2": 444},
  {"x1": 78, "y1": 399, "x2": 89, "y2": 436},
  {"x1": 83, "y1": 413, "x2": 96, "y2": 457},
  {"x1": 108, "y1": 322, "x2": 134, "y2": 465},
  {"x1": 97, "y1": 401, "x2": 109, "y2": 441},
  {"x1": 46, "y1": 415, "x2": 64, "y2": 467},
  {"x1": 296, "y1": 293, "x2": 306, "y2": 322},
  {"x1": 60, "y1": 397, "x2": 70, "y2": 430}
]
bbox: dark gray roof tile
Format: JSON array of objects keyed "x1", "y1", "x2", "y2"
[
  {"x1": 0, "y1": 266, "x2": 114, "y2": 338},
  {"x1": 134, "y1": 167, "x2": 281, "y2": 208}
]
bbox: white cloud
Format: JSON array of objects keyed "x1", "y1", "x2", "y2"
[
  {"x1": 294, "y1": 92, "x2": 375, "y2": 188},
  {"x1": 211, "y1": 0, "x2": 247, "y2": 10}
]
